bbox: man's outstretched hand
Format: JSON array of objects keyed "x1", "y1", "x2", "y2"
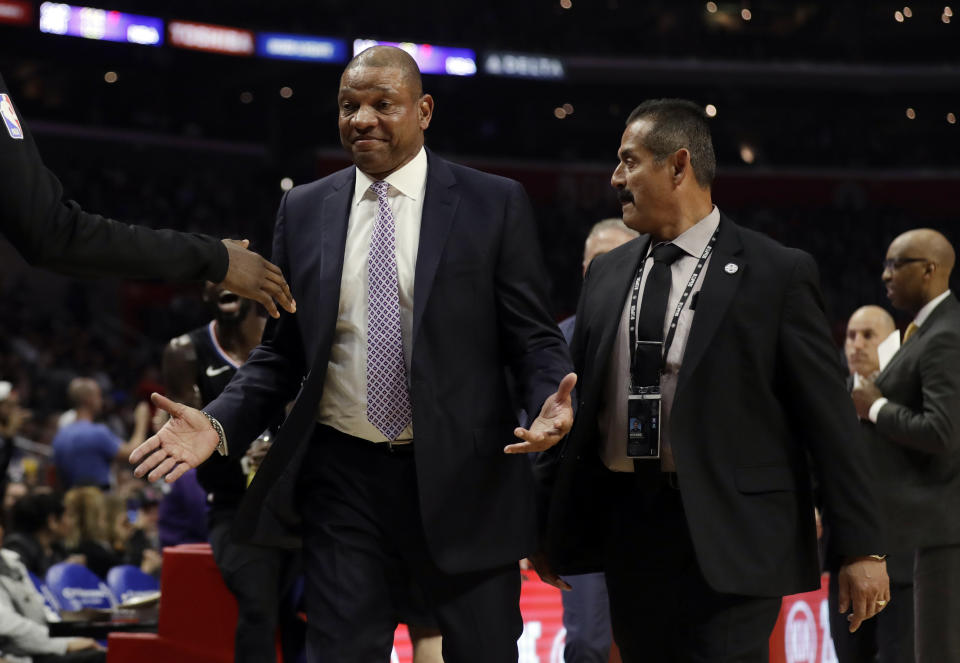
[
  {"x1": 220, "y1": 239, "x2": 296, "y2": 319},
  {"x1": 504, "y1": 373, "x2": 577, "y2": 454},
  {"x1": 129, "y1": 393, "x2": 220, "y2": 483}
]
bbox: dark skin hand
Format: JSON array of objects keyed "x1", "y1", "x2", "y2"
[{"x1": 220, "y1": 239, "x2": 296, "y2": 319}]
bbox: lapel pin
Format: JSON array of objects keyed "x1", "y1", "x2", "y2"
[{"x1": 724, "y1": 262, "x2": 739, "y2": 274}]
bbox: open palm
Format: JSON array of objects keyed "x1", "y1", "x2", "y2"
[
  {"x1": 130, "y1": 393, "x2": 219, "y2": 483},
  {"x1": 504, "y1": 372, "x2": 577, "y2": 454}
]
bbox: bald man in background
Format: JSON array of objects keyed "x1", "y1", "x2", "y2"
[
  {"x1": 829, "y1": 305, "x2": 914, "y2": 663},
  {"x1": 853, "y1": 228, "x2": 960, "y2": 662}
]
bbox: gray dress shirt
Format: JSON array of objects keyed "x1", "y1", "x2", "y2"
[{"x1": 599, "y1": 206, "x2": 720, "y2": 472}]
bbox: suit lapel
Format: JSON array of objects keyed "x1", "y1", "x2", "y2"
[
  {"x1": 412, "y1": 151, "x2": 460, "y2": 343},
  {"x1": 317, "y1": 168, "x2": 355, "y2": 292},
  {"x1": 585, "y1": 236, "x2": 649, "y2": 389},
  {"x1": 677, "y1": 215, "x2": 744, "y2": 391},
  {"x1": 877, "y1": 294, "x2": 957, "y2": 385}
]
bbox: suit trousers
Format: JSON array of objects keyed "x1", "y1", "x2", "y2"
[
  {"x1": 914, "y1": 544, "x2": 960, "y2": 662},
  {"x1": 828, "y1": 572, "x2": 914, "y2": 663},
  {"x1": 561, "y1": 572, "x2": 612, "y2": 663},
  {"x1": 298, "y1": 426, "x2": 523, "y2": 663},
  {"x1": 604, "y1": 471, "x2": 781, "y2": 663},
  {"x1": 209, "y1": 509, "x2": 304, "y2": 663}
]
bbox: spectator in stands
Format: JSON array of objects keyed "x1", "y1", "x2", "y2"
[
  {"x1": 556, "y1": 218, "x2": 636, "y2": 663},
  {"x1": 2, "y1": 484, "x2": 27, "y2": 530},
  {"x1": 0, "y1": 384, "x2": 29, "y2": 497},
  {"x1": 852, "y1": 228, "x2": 960, "y2": 661},
  {"x1": 156, "y1": 469, "x2": 207, "y2": 548},
  {"x1": 52, "y1": 380, "x2": 149, "y2": 490},
  {"x1": 0, "y1": 510, "x2": 105, "y2": 663},
  {"x1": 2, "y1": 493, "x2": 76, "y2": 578},
  {"x1": 827, "y1": 305, "x2": 914, "y2": 663},
  {"x1": 62, "y1": 487, "x2": 117, "y2": 579},
  {"x1": 104, "y1": 493, "x2": 160, "y2": 577}
]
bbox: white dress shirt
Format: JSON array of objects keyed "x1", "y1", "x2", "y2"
[
  {"x1": 599, "y1": 206, "x2": 720, "y2": 472},
  {"x1": 317, "y1": 147, "x2": 428, "y2": 442},
  {"x1": 868, "y1": 288, "x2": 953, "y2": 423}
]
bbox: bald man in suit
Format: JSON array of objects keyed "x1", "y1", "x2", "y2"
[{"x1": 853, "y1": 229, "x2": 960, "y2": 662}]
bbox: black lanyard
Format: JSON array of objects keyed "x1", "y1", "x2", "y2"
[{"x1": 628, "y1": 227, "x2": 720, "y2": 373}]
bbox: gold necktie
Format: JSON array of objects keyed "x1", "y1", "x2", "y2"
[{"x1": 903, "y1": 322, "x2": 919, "y2": 343}]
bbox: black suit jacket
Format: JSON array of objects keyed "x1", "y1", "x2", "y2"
[
  {"x1": 539, "y1": 214, "x2": 883, "y2": 598},
  {"x1": 0, "y1": 73, "x2": 227, "y2": 281},
  {"x1": 205, "y1": 151, "x2": 572, "y2": 574},
  {"x1": 868, "y1": 293, "x2": 960, "y2": 551}
]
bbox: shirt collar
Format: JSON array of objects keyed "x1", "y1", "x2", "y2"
[
  {"x1": 353, "y1": 146, "x2": 428, "y2": 206},
  {"x1": 914, "y1": 289, "x2": 952, "y2": 327},
  {"x1": 660, "y1": 205, "x2": 720, "y2": 259}
]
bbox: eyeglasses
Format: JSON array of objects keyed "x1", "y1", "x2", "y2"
[{"x1": 883, "y1": 257, "x2": 928, "y2": 271}]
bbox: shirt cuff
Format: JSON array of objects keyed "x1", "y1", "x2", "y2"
[{"x1": 868, "y1": 398, "x2": 889, "y2": 423}]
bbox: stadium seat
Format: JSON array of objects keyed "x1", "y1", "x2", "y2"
[
  {"x1": 45, "y1": 562, "x2": 118, "y2": 611},
  {"x1": 107, "y1": 564, "x2": 160, "y2": 604},
  {"x1": 27, "y1": 569, "x2": 62, "y2": 620}
]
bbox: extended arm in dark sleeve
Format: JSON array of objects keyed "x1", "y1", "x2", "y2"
[
  {"x1": 0, "y1": 74, "x2": 228, "y2": 282},
  {"x1": 495, "y1": 181, "x2": 574, "y2": 421},
  {"x1": 203, "y1": 191, "x2": 306, "y2": 449}
]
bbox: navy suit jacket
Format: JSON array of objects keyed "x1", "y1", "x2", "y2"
[{"x1": 205, "y1": 150, "x2": 572, "y2": 574}]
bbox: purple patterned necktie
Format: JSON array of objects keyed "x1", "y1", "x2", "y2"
[{"x1": 366, "y1": 180, "x2": 412, "y2": 440}]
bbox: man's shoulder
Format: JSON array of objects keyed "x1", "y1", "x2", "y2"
[
  {"x1": 431, "y1": 154, "x2": 522, "y2": 195},
  {"x1": 286, "y1": 165, "x2": 355, "y2": 204},
  {"x1": 925, "y1": 294, "x2": 960, "y2": 337},
  {"x1": 718, "y1": 215, "x2": 815, "y2": 279},
  {"x1": 725, "y1": 216, "x2": 806, "y2": 260}
]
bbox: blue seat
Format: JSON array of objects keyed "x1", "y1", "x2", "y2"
[
  {"x1": 27, "y1": 570, "x2": 62, "y2": 617},
  {"x1": 106, "y1": 564, "x2": 159, "y2": 604},
  {"x1": 45, "y1": 562, "x2": 118, "y2": 610}
]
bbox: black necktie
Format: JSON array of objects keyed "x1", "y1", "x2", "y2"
[
  {"x1": 632, "y1": 242, "x2": 686, "y2": 385},
  {"x1": 636, "y1": 242, "x2": 687, "y2": 344}
]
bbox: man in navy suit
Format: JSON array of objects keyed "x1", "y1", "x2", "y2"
[{"x1": 131, "y1": 46, "x2": 575, "y2": 663}]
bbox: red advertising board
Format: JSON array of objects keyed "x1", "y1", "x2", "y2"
[
  {"x1": 391, "y1": 570, "x2": 566, "y2": 663},
  {"x1": 769, "y1": 574, "x2": 838, "y2": 663},
  {"x1": 384, "y1": 568, "x2": 839, "y2": 663}
]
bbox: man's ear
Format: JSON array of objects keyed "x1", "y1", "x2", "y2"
[
  {"x1": 672, "y1": 148, "x2": 691, "y2": 185},
  {"x1": 418, "y1": 94, "x2": 435, "y2": 131}
]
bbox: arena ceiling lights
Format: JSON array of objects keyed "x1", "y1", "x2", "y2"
[
  {"x1": 0, "y1": 0, "x2": 32, "y2": 26},
  {"x1": 28, "y1": 4, "x2": 559, "y2": 79},
  {"x1": 38, "y1": 2, "x2": 162, "y2": 45},
  {"x1": 353, "y1": 39, "x2": 477, "y2": 76}
]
